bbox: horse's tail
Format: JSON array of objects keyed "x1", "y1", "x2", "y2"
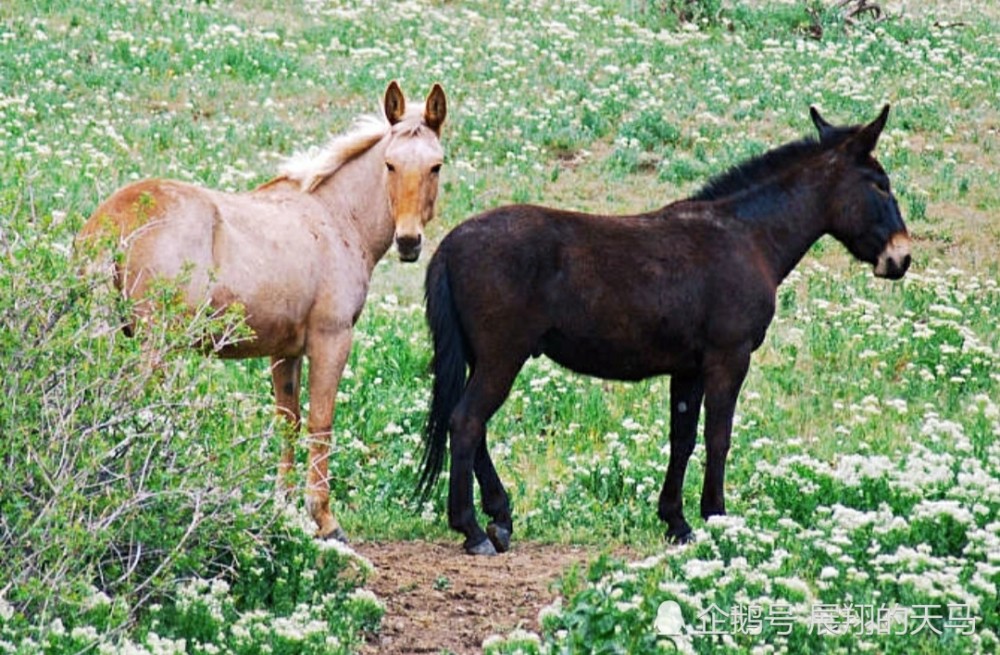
[{"x1": 416, "y1": 249, "x2": 468, "y2": 503}]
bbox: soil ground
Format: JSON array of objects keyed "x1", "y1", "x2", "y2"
[{"x1": 356, "y1": 540, "x2": 598, "y2": 655}]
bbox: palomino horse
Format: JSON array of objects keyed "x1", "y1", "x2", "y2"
[
  {"x1": 418, "y1": 106, "x2": 910, "y2": 555},
  {"x1": 78, "y1": 82, "x2": 447, "y2": 540}
]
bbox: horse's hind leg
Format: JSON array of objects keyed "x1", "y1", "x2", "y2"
[
  {"x1": 474, "y1": 439, "x2": 512, "y2": 553},
  {"x1": 271, "y1": 356, "x2": 303, "y2": 496},
  {"x1": 658, "y1": 373, "x2": 705, "y2": 543},
  {"x1": 449, "y1": 361, "x2": 523, "y2": 555}
]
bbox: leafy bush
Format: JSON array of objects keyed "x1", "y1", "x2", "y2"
[{"x1": 0, "y1": 203, "x2": 380, "y2": 652}]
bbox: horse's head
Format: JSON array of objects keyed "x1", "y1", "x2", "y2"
[
  {"x1": 812, "y1": 104, "x2": 911, "y2": 280},
  {"x1": 382, "y1": 81, "x2": 446, "y2": 262}
]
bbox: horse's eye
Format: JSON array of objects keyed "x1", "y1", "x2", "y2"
[
  {"x1": 431, "y1": 164, "x2": 442, "y2": 174},
  {"x1": 872, "y1": 182, "x2": 890, "y2": 197},
  {"x1": 386, "y1": 163, "x2": 396, "y2": 173}
]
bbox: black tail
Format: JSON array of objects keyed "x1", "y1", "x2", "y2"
[{"x1": 415, "y1": 251, "x2": 468, "y2": 503}]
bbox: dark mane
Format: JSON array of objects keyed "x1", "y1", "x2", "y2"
[{"x1": 690, "y1": 126, "x2": 859, "y2": 201}]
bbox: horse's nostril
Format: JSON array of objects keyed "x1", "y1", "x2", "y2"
[
  {"x1": 397, "y1": 235, "x2": 421, "y2": 249},
  {"x1": 885, "y1": 253, "x2": 911, "y2": 279},
  {"x1": 396, "y1": 235, "x2": 422, "y2": 262}
]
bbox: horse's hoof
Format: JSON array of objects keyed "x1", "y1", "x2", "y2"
[
  {"x1": 465, "y1": 537, "x2": 498, "y2": 556},
  {"x1": 665, "y1": 526, "x2": 693, "y2": 545},
  {"x1": 319, "y1": 527, "x2": 349, "y2": 543},
  {"x1": 487, "y1": 523, "x2": 511, "y2": 554}
]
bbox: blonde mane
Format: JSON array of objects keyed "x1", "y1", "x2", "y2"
[{"x1": 279, "y1": 106, "x2": 428, "y2": 193}]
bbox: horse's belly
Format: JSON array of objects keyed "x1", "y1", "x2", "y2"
[
  {"x1": 215, "y1": 320, "x2": 306, "y2": 359},
  {"x1": 208, "y1": 284, "x2": 311, "y2": 358},
  {"x1": 541, "y1": 331, "x2": 698, "y2": 381}
]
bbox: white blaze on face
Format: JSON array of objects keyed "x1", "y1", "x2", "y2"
[{"x1": 874, "y1": 231, "x2": 911, "y2": 278}]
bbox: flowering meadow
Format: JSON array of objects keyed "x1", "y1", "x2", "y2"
[{"x1": 1, "y1": 0, "x2": 998, "y2": 653}]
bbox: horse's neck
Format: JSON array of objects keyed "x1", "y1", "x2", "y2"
[
  {"x1": 313, "y1": 141, "x2": 395, "y2": 273},
  {"x1": 731, "y1": 180, "x2": 830, "y2": 283}
]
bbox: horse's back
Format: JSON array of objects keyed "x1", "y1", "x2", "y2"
[
  {"x1": 80, "y1": 177, "x2": 364, "y2": 358},
  {"x1": 81, "y1": 178, "x2": 206, "y2": 241},
  {"x1": 80, "y1": 179, "x2": 220, "y2": 298},
  {"x1": 437, "y1": 202, "x2": 718, "y2": 307}
]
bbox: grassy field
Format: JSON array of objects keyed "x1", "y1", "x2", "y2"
[{"x1": 1, "y1": 0, "x2": 998, "y2": 653}]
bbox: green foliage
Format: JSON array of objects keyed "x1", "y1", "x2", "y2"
[
  {"x1": 140, "y1": 530, "x2": 381, "y2": 655},
  {"x1": 639, "y1": 0, "x2": 726, "y2": 28},
  {"x1": 0, "y1": 187, "x2": 377, "y2": 652},
  {"x1": 610, "y1": 110, "x2": 682, "y2": 174},
  {"x1": 2, "y1": 211, "x2": 233, "y2": 626}
]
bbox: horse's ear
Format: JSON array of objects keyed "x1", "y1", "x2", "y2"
[
  {"x1": 849, "y1": 103, "x2": 890, "y2": 155},
  {"x1": 384, "y1": 81, "x2": 406, "y2": 125},
  {"x1": 810, "y1": 106, "x2": 834, "y2": 140},
  {"x1": 424, "y1": 83, "x2": 447, "y2": 134}
]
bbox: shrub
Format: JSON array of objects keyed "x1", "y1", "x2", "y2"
[{"x1": 0, "y1": 209, "x2": 380, "y2": 652}]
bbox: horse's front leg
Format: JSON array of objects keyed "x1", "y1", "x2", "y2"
[
  {"x1": 305, "y1": 330, "x2": 353, "y2": 541},
  {"x1": 700, "y1": 348, "x2": 751, "y2": 521},
  {"x1": 271, "y1": 355, "x2": 303, "y2": 496},
  {"x1": 658, "y1": 373, "x2": 705, "y2": 543}
]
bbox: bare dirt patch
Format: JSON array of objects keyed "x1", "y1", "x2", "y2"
[{"x1": 356, "y1": 540, "x2": 597, "y2": 654}]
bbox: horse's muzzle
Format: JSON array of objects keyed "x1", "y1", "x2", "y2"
[
  {"x1": 396, "y1": 234, "x2": 422, "y2": 262},
  {"x1": 874, "y1": 232, "x2": 911, "y2": 280}
]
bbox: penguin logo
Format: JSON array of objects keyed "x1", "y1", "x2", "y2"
[{"x1": 654, "y1": 600, "x2": 685, "y2": 636}]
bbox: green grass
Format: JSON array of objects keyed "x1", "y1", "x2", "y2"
[{"x1": 2, "y1": 0, "x2": 998, "y2": 653}]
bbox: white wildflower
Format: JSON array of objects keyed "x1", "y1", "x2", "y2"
[
  {"x1": 349, "y1": 588, "x2": 384, "y2": 609},
  {"x1": 683, "y1": 558, "x2": 724, "y2": 580},
  {"x1": 317, "y1": 536, "x2": 375, "y2": 573},
  {"x1": 912, "y1": 499, "x2": 974, "y2": 525}
]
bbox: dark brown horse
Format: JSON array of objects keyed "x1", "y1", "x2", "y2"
[{"x1": 418, "y1": 106, "x2": 910, "y2": 555}]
